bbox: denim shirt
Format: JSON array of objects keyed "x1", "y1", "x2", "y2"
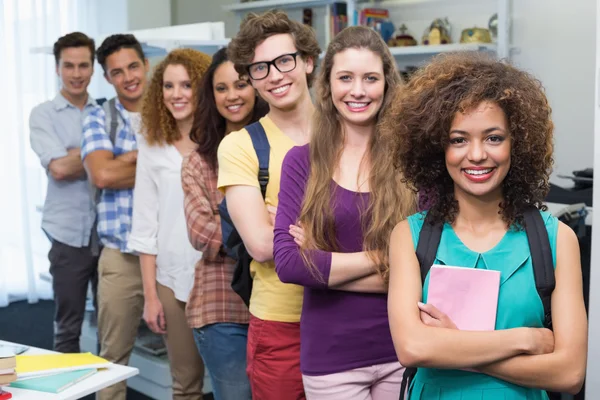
[{"x1": 29, "y1": 93, "x2": 97, "y2": 247}]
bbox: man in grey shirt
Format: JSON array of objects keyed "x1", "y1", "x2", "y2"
[{"x1": 29, "y1": 32, "x2": 99, "y2": 353}]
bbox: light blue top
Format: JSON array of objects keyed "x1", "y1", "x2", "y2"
[
  {"x1": 29, "y1": 93, "x2": 97, "y2": 247},
  {"x1": 81, "y1": 97, "x2": 138, "y2": 253},
  {"x1": 406, "y1": 210, "x2": 558, "y2": 400}
]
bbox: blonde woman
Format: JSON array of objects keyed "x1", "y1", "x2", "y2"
[
  {"x1": 129, "y1": 48, "x2": 211, "y2": 399},
  {"x1": 273, "y1": 26, "x2": 416, "y2": 399}
]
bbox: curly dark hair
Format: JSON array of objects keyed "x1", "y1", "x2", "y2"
[
  {"x1": 227, "y1": 10, "x2": 321, "y2": 88},
  {"x1": 191, "y1": 47, "x2": 269, "y2": 170},
  {"x1": 53, "y1": 32, "x2": 95, "y2": 65},
  {"x1": 383, "y1": 52, "x2": 554, "y2": 229},
  {"x1": 96, "y1": 34, "x2": 145, "y2": 72}
]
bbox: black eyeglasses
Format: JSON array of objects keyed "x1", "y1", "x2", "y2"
[{"x1": 246, "y1": 52, "x2": 300, "y2": 80}]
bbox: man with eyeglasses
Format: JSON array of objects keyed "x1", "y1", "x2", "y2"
[{"x1": 218, "y1": 10, "x2": 321, "y2": 400}]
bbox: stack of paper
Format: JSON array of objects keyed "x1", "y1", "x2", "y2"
[
  {"x1": 15, "y1": 352, "x2": 109, "y2": 378},
  {"x1": 427, "y1": 264, "x2": 501, "y2": 331},
  {"x1": 6, "y1": 353, "x2": 110, "y2": 394},
  {"x1": 10, "y1": 369, "x2": 97, "y2": 394},
  {"x1": 0, "y1": 350, "x2": 16, "y2": 386}
]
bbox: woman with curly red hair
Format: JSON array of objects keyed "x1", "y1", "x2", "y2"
[
  {"x1": 385, "y1": 52, "x2": 587, "y2": 399},
  {"x1": 129, "y1": 48, "x2": 211, "y2": 399}
]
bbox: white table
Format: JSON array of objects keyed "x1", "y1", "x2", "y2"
[{"x1": 0, "y1": 341, "x2": 138, "y2": 400}]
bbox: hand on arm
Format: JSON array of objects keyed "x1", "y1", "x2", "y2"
[
  {"x1": 273, "y1": 147, "x2": 378, "y2": 289},
  {"x1": 84, "y1": 149, "x2": 137, "y2": 189},
  {"x1": 48, "y1": 148, "x2": 86, "y2": 181},
  {"x1": 29, "y1": 106, "x2": 84, "y2": 181},
  {"x1": 475, "y1": 222, "x2": 588, "y2": 394},
  {"x1": 387, "y1": 221, "x2": 550, "y2": 370}
]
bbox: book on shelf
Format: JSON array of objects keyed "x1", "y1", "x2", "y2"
[{"x1": 426, "y1": 264, "x2": 501, "y2": 331}]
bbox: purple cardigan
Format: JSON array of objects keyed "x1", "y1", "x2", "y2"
[{"x1": 273, "y1": 144, "x2": 398, "y2": 376}]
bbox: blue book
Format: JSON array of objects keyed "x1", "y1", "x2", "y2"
[{"x1": 9, "y1": 368, "x2": 97, "y2": 393}]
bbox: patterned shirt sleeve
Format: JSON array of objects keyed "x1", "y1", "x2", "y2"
[
  {"x1": 182, "y1": 152, "x2": 224, "y2": 260},
  {"x1": 81, "y1": 105, "x2": 113, "y2": 160}
]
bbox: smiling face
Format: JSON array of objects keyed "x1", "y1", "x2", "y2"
[
  {"x1": 213, "y1": 61, "x2": 256, "y2": 126},
  {"x1": 104, "y1": 47, "x2": 149, "y2": 106},
  {"x1": 445, "y1": 101, "x2": 511, "y2": 202},
  {"x1": 330, "y1": 47, "x2": 385, "y2": 128},
  {"x1": 162, "y1": 64, "x2": 195, "y2": 124},
  {"x1": 249, "y1": 33, "x2": 313, "y2": 112},
  {"x1": 56, "y1": 46, "x2": 93, "y2": 100}
]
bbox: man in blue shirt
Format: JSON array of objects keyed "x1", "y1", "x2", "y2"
[
  {"x1": 81, "y1": 34, "x2": 148, "y2": 400},
  {"x1": 29, "y1": 32, "x2": 98, "y2": 354}
]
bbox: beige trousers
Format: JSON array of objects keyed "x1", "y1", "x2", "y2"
[
  {"x1": 96, "y1": 247, "x2": 144, "y2": 400},
  {"x1": 157, "y1": 281, "x2": 205, "y2": 399}
]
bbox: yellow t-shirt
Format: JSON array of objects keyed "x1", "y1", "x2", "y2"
[{"x1": 217, "y1": 116, "x2": 304, "y2": 322}]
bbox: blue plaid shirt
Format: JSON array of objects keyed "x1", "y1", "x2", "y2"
[{"x1": 81, "y1": 98, "x2": 138, "y2": 253}]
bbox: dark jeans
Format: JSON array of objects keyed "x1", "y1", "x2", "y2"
[
  {"x1": 48, "y1": 239, "x2": 99, "y2": 353},
  {"x1": 193, "y1": 323, "x2": 251, "y2": 400}
]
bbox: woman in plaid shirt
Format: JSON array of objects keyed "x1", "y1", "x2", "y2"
[{"x1": 182, "y1": 47, "x2": 268, "y2": 400}]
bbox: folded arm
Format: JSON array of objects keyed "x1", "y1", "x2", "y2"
[
  {"x1": 81, "y1": 108, "x2": 137, "y2": 189},
  {"x1": 477, "y1": 222, "x2": 587, "y2": 394},
  {"x1": 387, "y1": 221, "x2": 548, "y2": 369},
  {"x1": 273, "y1": 147, "x2": 378, "y2": 289},
  {"x1": 29, "y1": 106, "x2": 85, "y2": 181}
]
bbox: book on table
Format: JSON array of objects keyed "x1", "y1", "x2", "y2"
[
  {"x1": 426, "y1": 264, "x2": 501, "y2": 331},
  {"x1": 15, "y1": 352, "x2": 110, "y2": 378},
  {"x1": 9, "y1": 368, "x2": 97, "y2": 393}
]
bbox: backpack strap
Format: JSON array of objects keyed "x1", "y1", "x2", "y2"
[
  {"x1": 415, "y1": 212, "x2": 444, "y2": 285},
  {"x1": 523, "y1": 208, "x2": 555, "y2": 329},
  {"x1": 108, "y1": 98, "x2": 119, "y2": 144},
  {"x1": 399, "y1": 212, "x2": 444, "y2": 400},
  {"x1": 246, "y1": 121, "x2": 270, "y2": 199}
]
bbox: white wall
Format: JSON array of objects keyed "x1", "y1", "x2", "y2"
[
  {"x1": 510, "y1": 0, "x2": 596, "y2": 184},
  {"x1": 172, "y1": 0, "x2": 238, "y2": 38},
  {"x1": 587, "y1": 1, "x2": 600, "y2": 396}
]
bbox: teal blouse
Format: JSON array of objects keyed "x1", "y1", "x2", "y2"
[{"x1": 406, "y1": 211, "x2": 558, "y2": 400}]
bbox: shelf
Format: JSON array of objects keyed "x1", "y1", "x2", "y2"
[
  {"x1": 389, "y1": 43, "x2": 496, "y2": 56},
  {"x1": 318, "y1": 43, "x2": 496, "y2": 59},
  {"x1": 223, "y1": 0, "x2": 343, "y2": 12},
  {"x1": 30, "y1": 40, "x2": 230, "y2": 58}
]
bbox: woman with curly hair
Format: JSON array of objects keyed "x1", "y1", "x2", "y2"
[
  {"x1": 182, "y1": 47, "x2": 268, "y2": 400},
  {"x1": 385, "y1": 52, "x2": 587, "y2": 399},
  {"x1": 273, "y1": 26, "x2": 416, "y2": 399},
  {"x1": 129, "y1": 48, "x2": 212, "y2": 399}
]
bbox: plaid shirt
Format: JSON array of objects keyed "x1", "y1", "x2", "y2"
[
  {"x1": 81, "y1": 99, "x2": 138, "y2": 253},
  {"x1": 182, "y1": 151, "x2": 250, "y2": 329}
]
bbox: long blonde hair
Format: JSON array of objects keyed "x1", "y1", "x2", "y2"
[{"x1": 299, "y1": 26, "x2": 416, "y2": 282}]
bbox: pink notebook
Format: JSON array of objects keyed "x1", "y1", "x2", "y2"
[{"x1": 427, "y1": 265, "x2": 501, "y2": 331}]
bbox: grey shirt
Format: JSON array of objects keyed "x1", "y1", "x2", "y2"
[{"x1": 29, "y1": 93, "x2": 97, "y2": 247}]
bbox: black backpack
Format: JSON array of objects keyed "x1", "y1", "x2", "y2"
[
  {"x1": 399, "y1": 208, "x2": 555, "y2": 399},
  {"x1": 218, "y1": 122, "x2": 270, "y2": 307}
]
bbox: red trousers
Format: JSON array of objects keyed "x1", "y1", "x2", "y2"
[{"x1": 246, "y1": 314, "x2": 305, "y2": 400}]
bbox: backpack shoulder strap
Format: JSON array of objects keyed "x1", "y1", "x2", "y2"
[
  {"x1": 108, "y1": 98, "x2": 119, "y2": 144},
  {"x1": 415, "y1": 212, "x2": 444, "y2": 285},
  {"x1": 523, "y1": 208, "x2": 555, "y2": 329},
  {"x1": 246, "y1": 121, "x2": 270, "y2": 200}
]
